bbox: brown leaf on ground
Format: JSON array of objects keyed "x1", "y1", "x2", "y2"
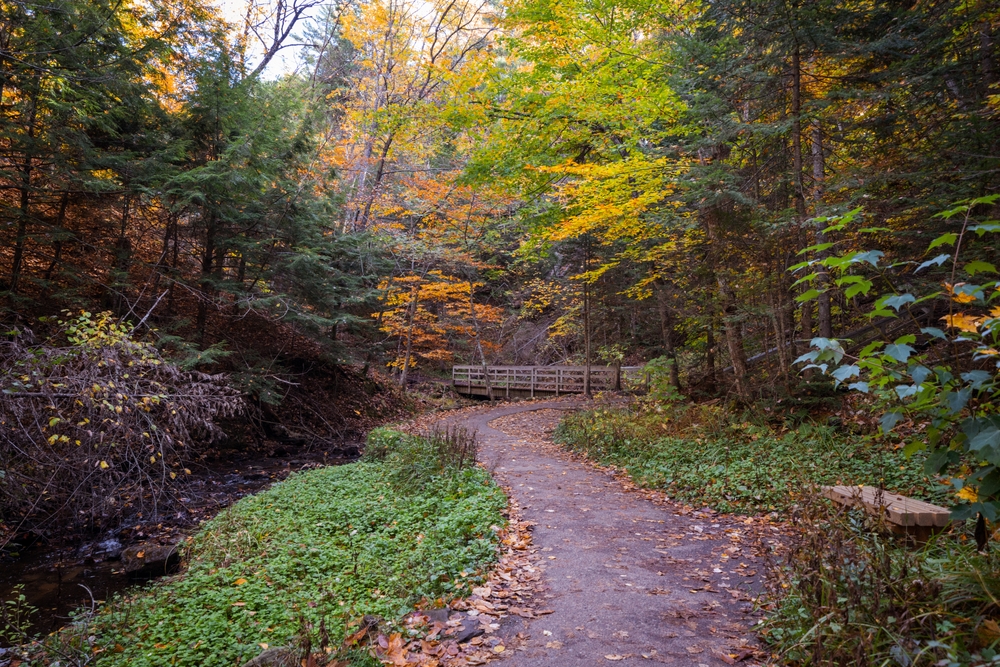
[{"x1": 369, "y1": 482, "x2": 545, "y2": 666}]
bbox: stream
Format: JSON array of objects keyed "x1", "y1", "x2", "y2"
[{"x1": 1, "y1": 445, "x2": 358, "y2": 644}]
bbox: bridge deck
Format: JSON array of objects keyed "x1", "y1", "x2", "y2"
[{"x1": 452, "y1": 365, "x2": 621, "y2": 398}]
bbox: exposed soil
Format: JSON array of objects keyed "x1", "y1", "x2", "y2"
[{"x1": 442, "y1": 399, "x2": 770, "y2": 666}]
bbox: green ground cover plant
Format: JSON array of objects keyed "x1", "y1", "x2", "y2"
[
  {"x1": 41, "y1": 428, "x2": 505, "y2": 667},
  {"x1": 554, "y1": 404, "x2": 944, "y2": 513}
]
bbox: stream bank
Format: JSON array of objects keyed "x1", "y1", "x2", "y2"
[{"x1": 0, "y1": 442, "x2": 360, "y2": 643}]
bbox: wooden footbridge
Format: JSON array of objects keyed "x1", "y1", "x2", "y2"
[{"x1": 452, "y1": 365, "x2": 623, "y2": 399}]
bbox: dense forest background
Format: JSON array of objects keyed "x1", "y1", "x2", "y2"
[
  {"x1": 4, "y1": 3, "x2": 1000, "y2": 662},
  {"x1": 3, "y1": 0, "x2": 997, "y2": 396}
]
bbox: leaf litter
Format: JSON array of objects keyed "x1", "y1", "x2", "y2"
[{"x1": 362, "y1": 491, "x2": 550, "y2": 666}]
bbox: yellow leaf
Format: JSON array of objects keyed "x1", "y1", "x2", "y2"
[
  {"x1": 99, "y1": 460, "x2": 109, "y2": 469},
  {"x1": 150, "y1": 456, "x2": 156, "y2": 464},
  {"x1": 235, "y1": 578, "x2": 248, "y2": 586},
  {"x1": 169, "y1": 472, "x2": 176, "y2": 479},
  {"x1": 942, "y1": 313, "x2": 983, "y2": 333},
  {"x1": 958, "y1": 486, "x2": 978, "y2": 502}
]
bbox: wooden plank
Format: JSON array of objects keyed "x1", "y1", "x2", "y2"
[{"x1": 821, "y1": 485, "x2": 951, "y2": 527}]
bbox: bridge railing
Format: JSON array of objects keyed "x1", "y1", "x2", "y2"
[{"x1": 452, "y1": 365, "x2": 622, "y2": 397}]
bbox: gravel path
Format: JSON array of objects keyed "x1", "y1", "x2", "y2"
[{"x1": 445, "y1": 399, "x2": 766, "y2": 667}]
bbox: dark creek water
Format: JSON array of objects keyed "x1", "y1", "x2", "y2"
[{"x1": 1, "y1": 447, "x2": 357, "y2": 644}]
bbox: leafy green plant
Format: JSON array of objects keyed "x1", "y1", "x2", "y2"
[
  {"x1": 53, "y1": 431, "x2": 506, "y2": 667},
  {"x1": 0, "y1": 584, "x2": 37, "y2": 647},
  {"x1": 554, "y1": 405, "x2": 941, "y2": 513},
  {"x1": 641, "y1": 356, "x2": 684, "y2": 403},
  {"x1": 365, "y1": 425, "x2": 479, "y2": 491},
  {"x1": 793, "y1": 197, "x2": 1000, "y2": 520},
  {"x1": 363, "y1": 426, "x2": 408, "y2": 460}
]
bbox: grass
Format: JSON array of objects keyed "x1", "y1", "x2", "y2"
[
  {"x1": 553, "y1": 403, "x2": 947, "y2": 513},
  {"x1": 47, "y1": 428, "x2": 506, "y2": 667}
]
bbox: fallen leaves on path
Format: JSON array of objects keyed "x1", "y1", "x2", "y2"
[
  {"x1": 383, "y1": 399, "x2": 774, "y2": 667},
  {"x1": 487, "y1": 401, "x2": 776, "y2": 666}
]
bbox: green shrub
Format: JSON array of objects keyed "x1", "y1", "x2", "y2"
[
  {"x1": 641, "y1": 356, "x2": 684, "y2": 403},
  {"x1": 365, "y1": 425, "x2": 479, "y2": 491},
  {"x1": 794, "y1": 199, "x2": 1000, "y2": 520},
  {"x1": 363, "y1": 426, "x2": 409, "y2": 460},
  {"x1": 64, "y1": 430, "x2": 506, "y2": 667},
  {"x1": 554, "y1": 405, "x2": 944, "y2": 513}
]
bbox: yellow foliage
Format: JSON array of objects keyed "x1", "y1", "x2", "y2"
[
  {"x1": 942, "y1": 313, "x2": 984, "y2": 333},
  {"x1": 376, "y1": 271, "x2": 504, "y2": 371},
  {"x1": 957, "y1": 486, "x2": 978, "y2": 502}
]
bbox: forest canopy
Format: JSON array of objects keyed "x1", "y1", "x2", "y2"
[{"x1": 1, "y1": 0, "x2": 999, "y2": 515}]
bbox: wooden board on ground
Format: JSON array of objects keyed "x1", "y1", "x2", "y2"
[
  {"x1": 822, "y1": 485, "x2": 951, "y2": 526},
  {"x1": 821, "y1": 485, "x2": 955, "y2": 543}
]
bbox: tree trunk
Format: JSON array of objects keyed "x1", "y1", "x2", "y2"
[
  {"x1": 359, "y1": 134, "x2": 394, "y2": 229},
  {"x1": 790, "y1": 46, "x2": 807, "y2": 222},
  {"x1": 781, "y1": 274, "x2": 798, "y2": 358},
  {"x1": 197, "y1": 211, "x2": 216, "y2": 344},
  {"x1": 981, "y1": 23, "x2": 995, "y2": 90},
  {"x1": 700, "y1": 205, "x2": 749, "y2": 400},
  {"x1": 706, "y1": 317, "x2": 717, "y2": 394},
  {"x1": 770, "y1": 289, "x2": 790, "y2": 382},
  {"x1": 166, "y1": 212, "x2": 179, "y2": 316},
  {"x1": 467, "y1": 279, "x2": 493, "y2": 402},
  {"x1": 583, "y1": 242, "x2": 592, "y2": 397},
  {"x1": 399, "y1": 287, "x2": 419, "y2": 390},
  {"x1": 111, "y1": 191, "x2": 132, "y2": 315},
  {"x1": 655, "y1": 283, "x2": 681, "y2": 391},
  {"x1": 718, "y1": 276, "x2": 750, "y2": 400},
  {"x1": 800, "y1": 299, "x2": 813, "y2": 343},
  {"x1": 583, "y1": 278, "x2": 592, "y2": 397},
  {"x1": 791, "y1": 46, "x2": 822, "y2": 353},
  {"x1": 9, "y1": 82, "x2": 39, "y2": 293},
  {"x1": 43, "y1": 191, "x2": 69, "y2": 284},
  {"x1": 812, "y1": 118, "x2": 832, "y2": 338}
]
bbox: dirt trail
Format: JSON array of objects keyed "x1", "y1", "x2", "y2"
[{"x1": 446, "y1": 400, "x2": 766, "y2": 667}]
